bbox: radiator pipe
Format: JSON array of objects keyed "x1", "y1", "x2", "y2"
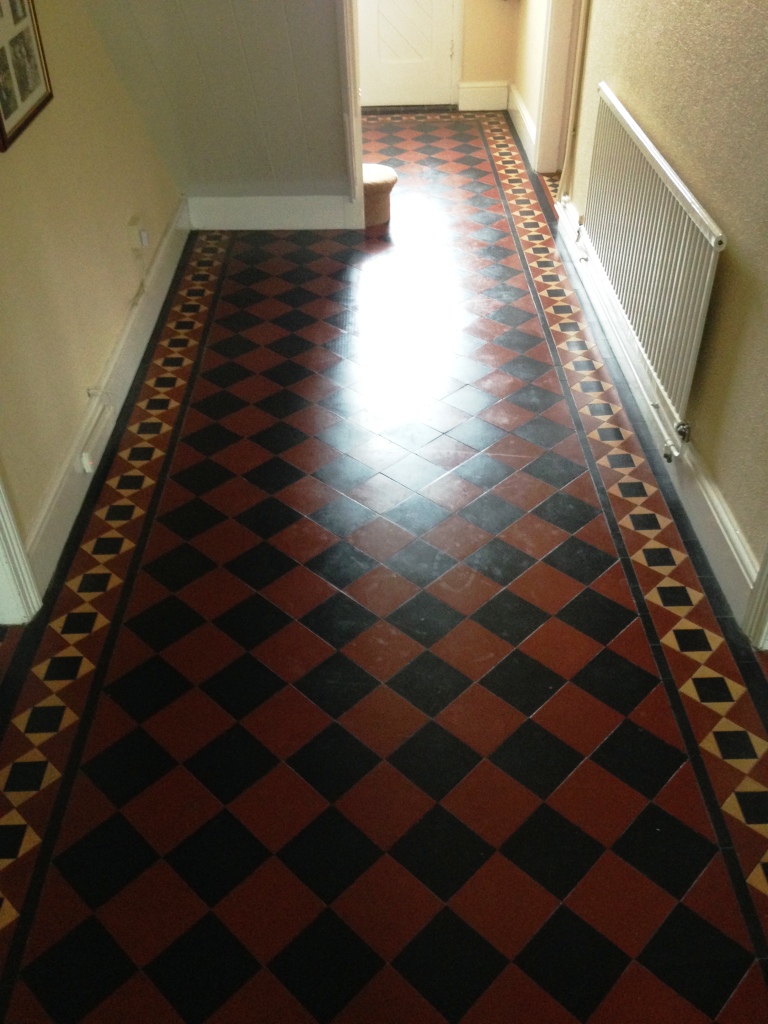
[{"x1": 556, "y1": 0, "x2": 593, "y2": 203}]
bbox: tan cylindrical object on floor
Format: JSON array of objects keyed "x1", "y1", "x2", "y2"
[{"x1": 363, "y1": 163, "x2": 398, "y2": 226}]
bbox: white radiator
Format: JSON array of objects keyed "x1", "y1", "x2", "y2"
[{"x1": 577, "y1": 82, "x2": 725, "y2": 459}]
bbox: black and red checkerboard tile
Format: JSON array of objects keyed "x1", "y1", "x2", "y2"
[{"x1": 0, "y1": 114, "x2": 767, "y2": 1021}]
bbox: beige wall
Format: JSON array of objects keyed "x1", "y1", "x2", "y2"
[
  {"x1": 86, "y1": 0, "x2": 350, "y2": 198},
  {"x1": 511, "y1": 0, "x2": 549, "y2": 116},
  {"x1": 463, "y1": 0, "x2": 518, "y2": 81},
  {"x1": 0, "y1": 0, "x2": 179, "y2": 538},
  {"x1": 569, "y1": 0, "x2": 768, "y2": 559}
]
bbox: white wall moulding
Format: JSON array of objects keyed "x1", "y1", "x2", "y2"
[
  {"x1": 458, "y1": 81, "x2": 509, "y2": 111},
  {"x1": 26, "y1": 202, "x2": 190, "y2": 595},
  {"x1": 508, "y1": 85, "x2": 537, "y2": 163},
  {"x1": 0, "y1": 482, "x2": 41, "y2": 625},
  {"x1": 186, "y1": 195, "x2": 364, "y2": 231},
  {"x1": 557, "y1": 199, "x2": 760, "y2": 632},
  {"x1": 743, "y1": 555, "x2": 768, "y2": 651}
]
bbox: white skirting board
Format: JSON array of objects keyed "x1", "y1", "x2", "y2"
[
  {"x1": 556, "y1": 199, "x2": 765, "y2": 639},
  {"x1": 187, "y1": 194, "x2": 364, "y2": 231},
  {"x1": 458, "y1": 82, "x2": 509, "y2": 112},
  {"x1": 507, "y1": 86, "x2": 537, "y2": 167},
  {"x1": 25, "y1": 201, "x2": 191, "y2": 596}
]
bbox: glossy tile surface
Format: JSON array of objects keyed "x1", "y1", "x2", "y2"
[{"x1": 0, "y1": 113, "x2": 767, "y2": 1022}]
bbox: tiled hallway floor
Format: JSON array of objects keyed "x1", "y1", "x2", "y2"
[{"x1": 1, "y1": 113, "x2": 768, "y2": 1021}]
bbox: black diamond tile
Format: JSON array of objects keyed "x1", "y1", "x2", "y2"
[
  {"x1": 221, "y1": 287, "x2": 261, "y2": 308},
  {"x1": 447, "y1": 417, "x2": 506, "y2": 451},
  {"x1": 524, "y1": 451, "x2": 584, "y2": 488},
  {"x1": 383, "y1": 420, "x2": 442, "y2": 451},
  {"x1": 236, "y1": 498, "x2": 303, "y2": 538},
  {"x1": 288, "y1": 723, "x2": 379, "y2": 801},
  {"x1": 4, "y1": 760, "x2": 47, "y2": 793},
  {"x1": 644, "y1": 546, "x2": 677, "y2": 568},
  {"x1": 513, "y1": 417, "x2": 573, "y2": 449},
  {"x1": 263, "y1": 360, "x2": 313, "y2": 387},
  {"x1": 244, "y1": 457, "x2": 305, "y2": 494},
  {"x1": 638, "y1": 904, "x2": 752, "y2": 1018},
  {"x1": 55, "y1": 814, "x2": 157, "y2": 908},
  {"x1": 500, "y1": 354, "x2": 551, "y2": 382},
  {"x1": 573, "y1": 649, "x2": 659, "y2": 715},
  {"x1": 692, "y1": 675, "x2": 734, "y2": 705},
  {"x1": 630, "y1": 512, "x2": 662, "y2": 532},
  {"x1": 534, "y1": 492, "x2": 599, "y2": 533},
  {"x1": 172, "y1": 458, "x2": 235, "y2": 495},
  {"x1": 591, "y1": 720, "x2": 686, "y2": 799},
  {"x1": 185, "y1": 725, "x2": 278, "y2": 803},
  {"x1": 192, "y1": 391, "x2": 248, "y2": 421},
  {"x1": 516, "y1": 906, "x2": 630, "y2": 1021},
  {"x1": 301, "y1": 593, "x2": 378, "y2": 648},
  {"x1": 501, "y1": 804, "x2": 603, "y2": 898},
  {"x1": 317, "y1": 420, "x2": 374, "y2": 453},
  {"x1": 0, "y1": 823, "x2": 27, "y2": 858},
  {"x1": 201, "y1": 654, "x2": 284, "y2": 718},
  {"x1": 673, "y1": 627, "x2": 713, "y2": 654},
  {"x1": 493, "y1": 327, "x2": 541, "y2": 352},
  {"x1": 126, "y1": 598, "x2": 205, "y2": 651},
  {"x1": 167, "y1": 810, "x2": 269, "y2": 905},
  {"x1": 714, "y1": 729, "x2": 757, "y2": 760},
  {"x1": 271, "y1": 910, "x2": 383, "y2": 1022},
  {"x1": 252, "y1": 422, "x2": 309, "y2": 454},
  {"x1": 490, "y1": 720, "x2": 582, "y2": 798},
  {"x1": 656, "y1": 585, "x2": 695, "y2": 608},
  {"x1": 613, "y1": 803, "x2": 716, "y2": 897},
  {"x1": 146, "y1": 914, "x2": 259, "y2": 1022},
  {"x1": 389, "y1": 722, "x2": 480, "y2": 800},
  {"x1": 225, "y1": 543, "x2": 297, "y2": 589},
  {"x1": 389, "y1": 652, "x2": 472, "y2": 716},
  {"x1": 25, "y1": 705, "x2": 66, "y2": 735},
  {"x1": 386, "y1": 540, "x2": 457, "y2": 588},
  {"x1": 279, "y1": 809, "x2": 381, "y2": 902},
  {"x1": 481, "y1": 651, "x2": 568, "y2": 714},
  {"x1": 106, "y1": 656, "x2": 191, "y2": 723},
  {"x1": 144, "y1": 544, "x2": 216, "y2": 592},
  {"x1": 202, "y1": 361, "x2": 252, "y2": 388},
  {"x1": 211, "y1": 334, "x2": 257, "y2": 358},
  {"x1": 92, "y1": 535, "x2": 126, "y2": 555},
  {"x1": 459, "y1": 492, "x2": 524, "y2": 534},
  {"x1": 454, "y1": 453, "x2": 514, "y2": 488},
  {"x1": 391, "y1": 807, "x2": 493, "y2": 901},
  {"x1": 217, "y1": 310, "x2": 263, "y2": 331},
  {"x1": 306, "y1": 541, "x2": 378, "y2": 589},
  {"x1": 295, "y1": 654, "x2": 379, "y2": 717},
  {"x1": 274, "y1": 309, "x2": 316, "y2": 332},
  {"x1": 472, "y1": 590, "x2": 549, "y2": 645},
  {"x1": 388, "y1": 593, "x2": 464, "y2": 647},
  {"x1": 314, "y1": 455, "x2": 377, "y2": 492},
  {"x1": 84, "y1": 728, "x2": 175, "y2": 806},
  {"x1": 184, "y1": 422, "x2": 240, "y2": 456},
  {"x1": 23, "y1": 918, "x2": 135, "y2": 1022},
  {"x1": 269, "y1": 334, "x2": 315, "y2": 357},
  {"x1": 385, "y1": 494, "x2": 450, "y2": 535},
  {"x1": 544, "y1": 536, "x2": 616, "y2": 584},
  {"x1": 256, "y1": 389, "x2": 310, "y2": 419},
  {"x1": 508, "y1": 384, "x2": 563, "y2": 413},
  {"x1": 319, "y1": 388, "x2": 367, "y2": 417},
  {"x1": 557, "y1": 589, "x2": 636, "y2": 645},
  {"x1": 394, "y1": 908, "x2": 506, "y2": 1021},
  {"x1": 214, "y1": 594, "x2": 291, "y2": 649},
  {"x1": 465, "y1": 539, "x2": 535, "y2": 585},
  {"x1": 158, "y1": 498, "x2": 226, "y2": 540},
  {"x1": 311, "y1": 496, "x2": 376, "y2": 537}
]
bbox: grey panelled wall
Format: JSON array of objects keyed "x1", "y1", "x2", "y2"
[{"x1": 85, "y1": 0, "x2": 350, "y2": 198}]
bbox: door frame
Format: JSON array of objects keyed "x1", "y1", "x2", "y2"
[{"x1": 0, "y1": 478, "x2": 42, "y2": 624}]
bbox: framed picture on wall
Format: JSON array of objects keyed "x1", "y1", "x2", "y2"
[{"x1": 0, "y1": 0, "x2": 51, "y2": 151}]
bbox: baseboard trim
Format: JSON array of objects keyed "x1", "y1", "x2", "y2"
[
  {"x1": 556, "y1": 197, "x2": 759, "y2": 627},
  {"x1": 26, "y1": 201, "x2": 190, "y2": 595},
  {"x1": 458, "y1": 81, "x2": 508, "y2": 111},
  {"x1": 187, "y1": 194, "x2": 364, "y2": 230},
  {"x1": 508, "y1": 85, "x2": 537, "y2": 165}
]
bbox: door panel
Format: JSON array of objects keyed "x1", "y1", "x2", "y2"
[{"x1": 358, "y1": 0, "x2": 455, "y2": 106}]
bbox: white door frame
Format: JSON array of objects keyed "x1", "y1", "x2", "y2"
[{"x1": 0, "y1": 479, "x2": 42, "y2": 624}]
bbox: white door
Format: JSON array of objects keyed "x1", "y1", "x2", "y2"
[{"x1": 357, "y1": 0, "x2": 457, "y2": 106}]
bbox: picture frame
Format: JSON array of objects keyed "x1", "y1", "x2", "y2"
[{"x1": 0, "y1": 0, "x2": 52, "y2": 151}]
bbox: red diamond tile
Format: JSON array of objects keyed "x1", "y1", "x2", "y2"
[
  {"x1": 417, "y1": 436, "x2": 475, "y2": 470},
  {"x1": 423, "y1": 516, "x2": 491, "y2": 559},
  {"x1": 342, "y1": 622, "x2": 423, "y2": 682},
  {"x1": 442, "y1": 760, "x2": 541, "y2": 847},
  {"x1": 718, "y1": 962, "x2": 768, "y2": 1024},
  {"x1": 588, "y1": 961, "x2": 710, "y2": 1024},
  {"x1": 161, "y1": 624, "x2": 246, "y2": 686},
  {"x1": 566, "y1": 851, "x2": 676, "y2": 958},
  {"x1": 177, "y1": 568, "x2": 253, "y2": 619},
  {"x1": 204, "y1": 476, "x2": 267, "y2": 517},
  {"x1": 484, "y1": 434, "x2": 543, "y2": 469},
  {"x1": 144, "y1": 688, "x2": 233, "y2": 762},
  {"x1": 451, "y1": 853, "x2": 559, "y2": 959},
  {"x1": 629, "y1": 684, "x2": 686, "y2": 751},
  {"x1": 335, "y1": 966, "x2": 445, "y2": 1024},
  {"x1": 655, "y1": 761, "x2": 718, "y2": 843},
  {"x1": 547, "y1": 760, "x2": 648, "y2": 847},
  {"x1": 208, "y1": 971, "x2": 315, "y2": 1024},
  {"x1": 336, "y1": 761, "x2": 433, "y2": 849},
  {"x1": 262, "y1": 566, "x2": 336, "y2": 618},
  {"x1": 509, "y1": 562, "x2": 584, "y2": 613},
  {"x1": 97, "y1": 860, "x2": 207, "y2": 967},
  {"x1": 22, "y1": 866, "x2": 90, "y2": 963},
  {"x1": 575, "y1": 513, "x2": 618, "y2": 554},
  {"x1": 463, "y1": 963, "x2": 580, "y2": 1024},
  {"x1": 217, "y1": 858, "x2": 323, "y2": 962},
  {"x1": 431, "y1": 621, "x2": 512, "y2": 681},
  {"x1": 607, "y1": 617, "x2": 659, "y2": 674},
  {"x1": 286, "y1": 406, "x2": 340, "y2": 435},
  {"x1": 436, "y1": 684, "x2": 525, "y2": 755},
  {"x1": 476, "y1": 369, "x2": 524, "y2": 398},
  {"x1": 350, "y1": 436, "x2": 409, "y2": 471},
  {"x1": 339, "y1": 687, "x2": 428, "y2": 759},
  {"x1": 277, "y1": 477, "x2": 339, "y2": 515},
  {"x1": 270, "y1": 518, "x2": 337, "y2": 562},
  {"x1": 519, "y1": 619, "x2": 602, "y2": 678},
  {"x1": 481, "y1": 401, "x2": 535, "y2": 431},
  {"x1": 590, "y1": 561, "x2": 635, "y2": 609},
  {"x1": 230, "y1": 764, "x2": 327, "y2": 851},
  {"x1": 348, "y1": 519, "x2": 413, "y2": 561},
  {"x1": 348, "y1": 474, "x2": 412, "y2": 512},
  {"x1": 122, "y1": 767, "x2": 221, "y2": 855},
  {"x1": 345, "y1": 566, "x2": 420, "y2": 616},
  {"x1": 255, "y1": 622, "x2": 334, "y2": 682},
  {"x1": 243, "y1": 687, "x2": 332, "y2": 759},
  {"x1": 193, "y1": 520, "x2": 257, "y2": 564},
  {"x1": 426, "y1": 563, "x2": 501, "y2": 615},
  {"x1": 420, "y1": 473, "x2": 483, "y2": 511},
  {"x1": 683, "y1": 854, "x2": 753, "y2": 949},
  {"x1": 499, "y1": 513, "x2": 569, "y2": 558},
  {"x1": 533, "y1": 683, "x2": 623, "y2": 756},
  {"x1": 80, "y1": 972, "x2": 182, "y2": 1024},
  {"x1": 333, "y1": 855, "x2": 441, "y2": 959}
]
